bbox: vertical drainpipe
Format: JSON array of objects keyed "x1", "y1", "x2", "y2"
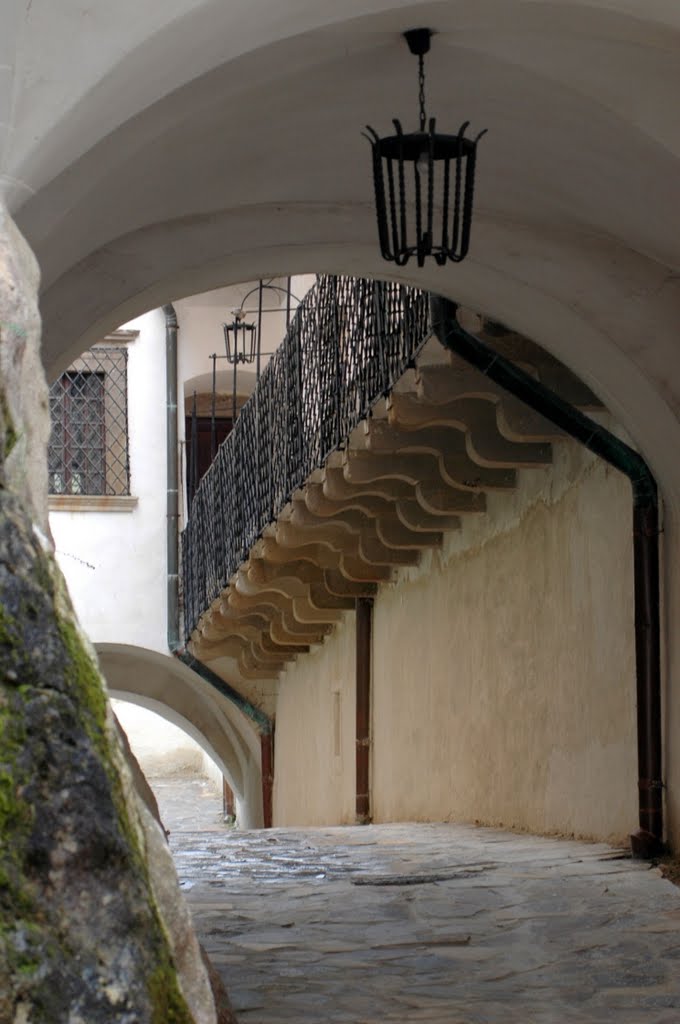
[
  {"x1": 356, "y1": 597, "x2": 373, "y2": 824},
  {"x1": 260, "y1": 731, "x2": 275, "y2": 829},
  {"x1": 163, "y1": 304, "x2": 180, "y2": 653},
  {"x1": 633, "y1": 500, "x2": 662, "y2": 851}
]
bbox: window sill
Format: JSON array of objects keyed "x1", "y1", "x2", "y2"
[{"x1": 48, "y1": 495, "x2": 138, "y2": 513}]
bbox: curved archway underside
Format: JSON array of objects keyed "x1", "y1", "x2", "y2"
[
  {"x1": 96, "y1": 643, "x2": 262, "y2": 822},
  {"x1": 3, "y1": 0, "x2": 680, "y2": 839},
  {"x1": 2, "y1": 1, "x2": 675, "y2": 508}
]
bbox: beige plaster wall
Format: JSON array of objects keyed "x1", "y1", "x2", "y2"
[
  {"x1": 373, "y1": 445, "x2": 636, "y2": 843},
  {"x1": 274, "y1": 440, "x2": 637, "y2": 843},
  {"x1": 273, "y1": 613, "x2": 356, "y2": 826}
]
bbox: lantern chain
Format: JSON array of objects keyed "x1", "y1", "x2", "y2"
[{"x1": 418, "y1": 53, "x2": 426, "y2": 131}]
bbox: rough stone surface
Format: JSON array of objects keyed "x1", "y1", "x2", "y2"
[
  {"x1": 0, "y1": 493, "x2": 199, "y2": 1022},
  {"x1": 160, "y1": 797, "x2": 680, "y2": 1024},
  {"x1": 0, "y1": 203, "x2": 50, "y2": 534},
  {"x1": 116, "y1": 719, "x2": 227, "y2": 1023},
  {"x1": 0, "y1": 208, "x2": 223, "y2": 1023}
]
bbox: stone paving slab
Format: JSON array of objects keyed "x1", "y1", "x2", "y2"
[{"x1": 157, "y1": 781, "x2": 680, "y2": 1023}]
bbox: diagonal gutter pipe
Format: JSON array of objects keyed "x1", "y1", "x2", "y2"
[
  {"x1": 163, "y1": 304, "x2": 275, "y2": 826},
  {"x1": 174, "y1": 649, "x2": 273, "y2": 736},
  {"x1": 430, "y1": 296, "x2": 663, "y2": 858}
]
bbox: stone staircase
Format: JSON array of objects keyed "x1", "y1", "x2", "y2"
[{"x1": 191, "y1": 318, "x2": 601, "y2": 678}]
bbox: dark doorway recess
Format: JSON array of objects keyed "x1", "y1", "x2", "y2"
[{"x1": 185, "y1": 415, "x2": 232, "y2": 507}]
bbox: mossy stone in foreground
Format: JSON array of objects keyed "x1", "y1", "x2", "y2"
[{"x1": 0, "y1": 491, "x2": 194, "y2": 1023}]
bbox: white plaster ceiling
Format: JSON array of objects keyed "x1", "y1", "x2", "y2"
[{"x1": 1, "y1": 0, "x2": 680, "y2": 504}]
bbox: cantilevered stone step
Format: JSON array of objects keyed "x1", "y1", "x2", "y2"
[
  {"x1": 426, "y1": 346, "x2": 602, "y2": 410},
  {"x1": 322, "y1": 466, "x2": 415, "y2": 504},
  {"x1": 231, "y1": 583, "x2": 343, "y2": 627},
  {"x1": 259, "y1": 530, "x2": 391, "y2": 584},
  {"x1": 260, "y1": 634, "x2": 310, "y2": 656},
  {"x1": 188, "y1": 305, "x2": 609, "y2": 685},
  {"x1": 387, "y1": 391, "x2": 560, "y2": 451},
  {"x1": 395, "y1": 499, "x2": 461, "y2": 533},
  {"x1": 238, "y1": 647, "x2": 287, "y2": 680},
  {"x1": 302, "y1": 485, "x2": 442, "y2": 547},
  {"x1": 227, "y1": 589, "x2": 334, "y2": 641},
  {"x1": 416, "y1": 362, "x2": 509, "y2": 405},
  {"x1": 474, "y1": 331, "x2": 603, "y2": 408},
  {"x1": 248, "y1": 553, "x2": 377, "y2": 600},
  {"x1": 364, "y1": 418, "x2": 552, "y2": 470},
  {"x1": 416, "y1": 481, "x2": 486, "y2": 516},
  {"x1": 344, "y1": 448, "x2": 516, "y2": 492}
]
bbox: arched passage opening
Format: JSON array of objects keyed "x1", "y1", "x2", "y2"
[
  {"x1": 5, "y1": 4, "x2": 680, "y2": 1017},
  {"x1": 8, "y1": 0, "x2": 680, "y2": 844},
  {"x1": 96, "y1": 643, "x2": 264, "y2": 828},
  {"x1": 47, "y1": 266, "x2": 675, "y2": 847}
]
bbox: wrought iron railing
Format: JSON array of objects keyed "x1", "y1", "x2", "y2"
[{"x1": 181, "y1": 275, "x2": 431, "y2": 639}]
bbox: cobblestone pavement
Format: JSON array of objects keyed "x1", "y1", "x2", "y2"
[{"x1": 155, "y1": 778, "x2": 680, "y2": 1023}]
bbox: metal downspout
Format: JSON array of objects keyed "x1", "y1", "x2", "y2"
[
  {"x1": 163, "y1": 304, "x2": 180, "y2": 653},
  {"x1": 356, "y1": 597, "x2": 373, "y2": 824},
  {"x1": 260, "y1": 732, "x2": 275, "y2": 830},
  {"x1": 174, "y1": 650, "x2": 273, "y2": 735},
  {"x1": 430, "y1": 296, "x2": 663, "y2": 858},
  {"x1": 163, "y1": 304, "x2": 275, "y2": 827}
]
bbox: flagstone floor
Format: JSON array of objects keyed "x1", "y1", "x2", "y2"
[{"x1": 154, "y1": 777, "x2": 680, "y2": 1024}]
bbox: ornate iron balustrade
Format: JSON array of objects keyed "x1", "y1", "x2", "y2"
[{"x1": 181, "y1": 275, "x2": 431, "y2": 639}]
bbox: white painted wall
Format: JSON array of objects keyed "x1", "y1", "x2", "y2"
[
  {"x1": 176, "y1": 276, "x2": 315, "y2": 401},
  {"x1": 49, "y1": 277, "x2": 314, "y2": 649},
  {"x1": 49, "y1": 309, "x2": 168, "y2": 652}
]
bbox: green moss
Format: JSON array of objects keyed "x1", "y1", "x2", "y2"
[
  {"x1": 0, "y1": 606, "x2": 22, "y2": 667},
  {"x1": 0, "y1": 691, "x2": 33, "y2": 900},
  {"x1": 147, "y1": 961, "x2": 195, "y2": 1024},
  {"x1": 57, "y1": 619, "x2": 108, "y2": 743},
  {"x1": 0, "y1": 392, "x2": 19, "y2": 460},
  {"x1": 0, "y1": 505, "x2": 202, "y2": 1014},
  {"x1": 0, "y1": 591, "x2": 197, "y2": 1013},
  {"x1": 0, "y1": 770, "x2": 32, "y2": 835},
  {"x1": 3, "y1": 921, "x2": 45, "y2": 978},
  {"x1": 56, "y1": 615, "x2": 153, "y2": 884},
  {"x1": 31, "y1": 545, "x2": 55, "y2": 606}
]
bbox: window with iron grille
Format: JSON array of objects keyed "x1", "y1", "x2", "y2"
[{"x1": 48, "y1": 346, "x2": 130, "y2": 496}]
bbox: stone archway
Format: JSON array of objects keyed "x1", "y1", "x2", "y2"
[{"x1": 98, "y1": 642, "x2": 264, "y2": 828}]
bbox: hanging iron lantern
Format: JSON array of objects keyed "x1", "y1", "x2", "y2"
[
  {"x1": 222, "y1": 312, "x2": 257, "y2": 364},
  {"x1": 363, "y1": 28, "x2": 486, "y2": 268},
  {"x1": 222, "y1": 312, "x2": 258, "y2": 427}
]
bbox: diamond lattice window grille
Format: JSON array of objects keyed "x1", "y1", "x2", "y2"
[{"x1": 48, "y1": 346, "x2": 130, "y2": 496}]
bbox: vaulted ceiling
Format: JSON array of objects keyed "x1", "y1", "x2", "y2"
[{"x1": 1, "y1": 0, "x2": 679, "y2": 504}]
